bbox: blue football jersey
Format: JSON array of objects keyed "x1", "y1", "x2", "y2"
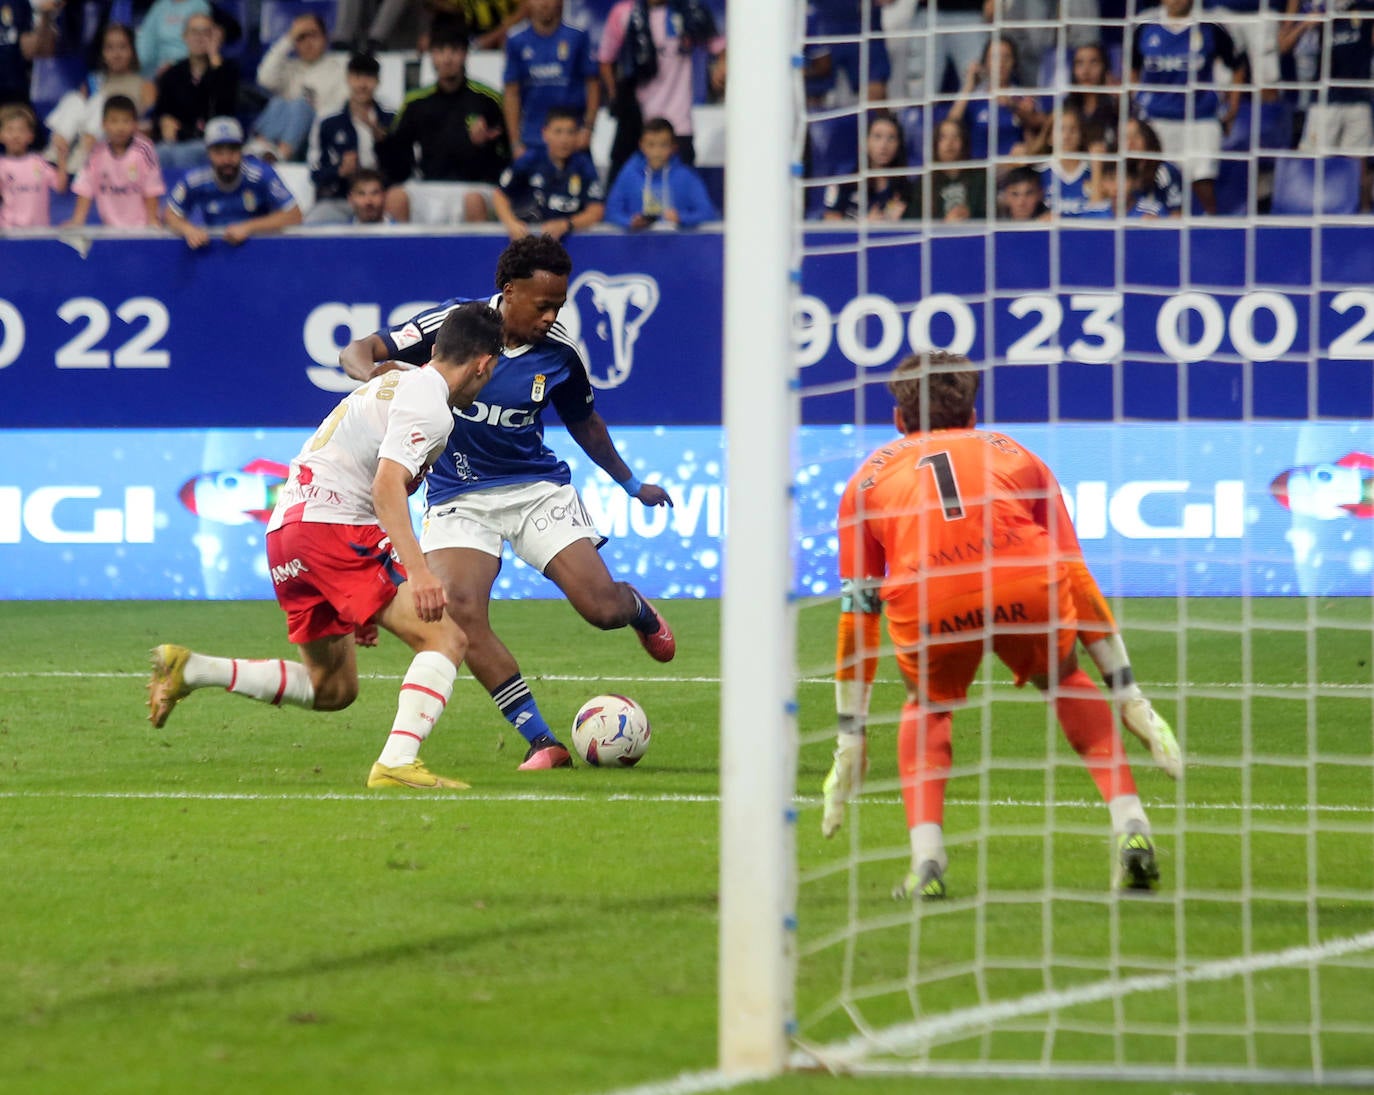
[
  {"x1": 1131, "y1": 12, "x2": 1246, "y2": 122},
  {"x1": 503, "y1": 21, "x2": 596, "y2": 150},
  {"x1": 1039, "y1": 161, "x2": 1094, "y2": 216},
  {"x1": 166, "y1": 157, "x2": 298, "y2": 227},
  {"x1": 1130, "y1": 160, "x2": 1186, "y2": 217},
  {"x1": 378, "y1": 295, "x2": 595, "y2": 503}
]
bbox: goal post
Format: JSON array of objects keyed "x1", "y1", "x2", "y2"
[
  {"x1": 719, "y1": 0, "x2": 1374, "y2": 1085},
  {"x1": 717, "y1": 0, "x2": 801, "y2": 1078}
]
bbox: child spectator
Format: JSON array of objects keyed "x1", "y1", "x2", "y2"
[
  {"x1": 823, "y1": 111, "x2": 915, "y2": 221},
  {"x1": 247, "y1": 14, "x2": 349, "y2": 163},
  {"x1": 1123, "y1": 115, "x2": 1184, "y2": 218},
  {"x1": 0, "y1": 103, "x2": 67, "y2": 227},
  {"x1": 164, "y1": 116, "x2": 303, "y2": 248},
  {"x1": 598, "y1": 0, "x2": 726, "y2": 181},
  {"x1": 493, "y1": 104, "x2": 605, "y2": 239},
  {"x1": 1062, "y1": 42, "x2": 1123, "y2": 152},
  {"x1": 152, "y1": 12, "x2": 239, "y2": 170},
  {"x1": 948, "y1": 37, "x2": 1045, "y2": 159},
  {"x1": 305, "y1": 52, "x2": 394, "y2": 224},
  {"x1": 503, "y1": 0, "x2": 599, "y2": 161},
  {"x1": 44, "y1": 23, "x2": 156, "y2": 176},
  {"x1": 136, "y1": 0, "x2": 212, "y2": 78},
  {"x1": 915, "y1": 117, "x2": 988, "y2": 221},
  {"x1": 604, "y1": 115, "x2": 717, "y2": 229},
  {"x1": 1037, "y1": 102, "x2": 1107, "y2": 216},
  {"x1": 65, "y1": 95, "x2": 164, "y2": 227},
  {"x1": 997, "y1": 163, "x2": 1051, "y2": 219}
]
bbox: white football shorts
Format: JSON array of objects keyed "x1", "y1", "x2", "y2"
[{"x1": 421, "y1": 480, "x2": 607, "y2": 573}]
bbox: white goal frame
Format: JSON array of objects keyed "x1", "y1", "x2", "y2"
[{"x1": 718, "y1": 0, "x2": 799, "y2": 1079}]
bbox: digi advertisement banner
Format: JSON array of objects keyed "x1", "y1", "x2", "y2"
[
  {"x1": 1, "y1": 422, "x2": 1369, "y2": 601},
  {"x1": 1, "y1": 225, "x2": 1373, "y2": 431}
]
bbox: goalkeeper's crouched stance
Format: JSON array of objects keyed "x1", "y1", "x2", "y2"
[{"x1": 820, "y1": 351, "x2": 1182, "y2": 900}]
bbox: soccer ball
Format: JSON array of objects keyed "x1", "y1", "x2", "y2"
[{"x1": 571, "y1": 694, "x2": 651, "y2": 767}]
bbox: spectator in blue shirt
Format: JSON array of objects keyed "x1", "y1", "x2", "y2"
[
  {"x1": 502, "y1": 0, "x2": 599, "y2": 160},
  {"x1": 605, "y1": 116, "x2": 718, "y2": 229},
  {"x1": 493, "y1": 104, "x2": 605, "y2": 239},
  {"x1": 1130, "y1": 0, "x2": 1249, "y2": 213},
  {"x1": 164, "y1": 116, "x2": 303, "y2": 248}
]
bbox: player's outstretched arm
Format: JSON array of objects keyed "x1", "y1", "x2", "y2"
[
  {"x1": 565, "y1": 412, "x2": 673, "y2": 507},
  {"x1": 340, "y1": 333, "x2": 393, "y2": 381}
]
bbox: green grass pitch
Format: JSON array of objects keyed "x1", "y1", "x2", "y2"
[{"x1": 1, "y1": 598, "x2": 1371, "y2": 1094}]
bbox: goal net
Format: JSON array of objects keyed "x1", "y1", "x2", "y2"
[{"x1": 722, "y1": 0, "x2": 1374, "y2": 1085}]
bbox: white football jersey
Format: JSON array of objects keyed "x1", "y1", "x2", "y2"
[{"x1": 268, "y1": 367, "x2": 453, "y2": 530}]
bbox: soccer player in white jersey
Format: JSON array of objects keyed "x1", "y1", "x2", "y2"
[
  {"x1": 146, "y1": 302, "x2": 504, "y2": 790},
  {"x1": 339, "y1": 236, "x2": 675, "y2": 771}
]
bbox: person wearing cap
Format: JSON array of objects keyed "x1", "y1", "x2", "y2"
[{"x1": 164, "y1": 116, "x2": 303, "y2": 248}]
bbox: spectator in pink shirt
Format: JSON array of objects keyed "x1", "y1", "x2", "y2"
[
  {"x1": 0, "y1": 103, "x2": 67, "y2": 228},
  {"x1": 598, "y1": 0, "x2": 725, "y2": 182},
  {"x1": 66, "y1": 96, "x2": 165, "y2": 227}
]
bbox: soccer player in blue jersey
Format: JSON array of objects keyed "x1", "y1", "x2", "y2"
[
  {"x1": 164, "y1": 116, "x2": 303, "y2": 249},
  {"x1": 493, "y1": 105, "x2": 605, "y2": 240},
  {"x1": 1130, "y1": 0, "x2": 1250, "y2": 214},
  {"x1": 339, "y1": 236, "x2": 675, "y2": 771},
  {"x1": 503, "y1": 0, "x2": 600, "y2": 161}
]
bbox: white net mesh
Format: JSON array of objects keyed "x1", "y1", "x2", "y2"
[{"x1": 788, "y1": 0, "x2": 1374, "y2": 1082}]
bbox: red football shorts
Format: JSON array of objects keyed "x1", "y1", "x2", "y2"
[
  {"x1": 887, "y1": 569, "x2": 1077, "y2": 705},
  {"x1": 266, "y1": 522, "x2": 406, "y2": 645}
]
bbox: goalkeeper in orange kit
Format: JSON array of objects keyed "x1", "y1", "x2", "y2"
[{"x1": 822, "y1": 350, "x2": 1181, "y2": 899}]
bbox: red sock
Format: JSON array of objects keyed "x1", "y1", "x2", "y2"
[
  {"x1": 897, "y1": 703, "x2": 953, "y2": 830},
  {"x1": 1054, "y1": 668, "x2": 1137, "y2": 801}
]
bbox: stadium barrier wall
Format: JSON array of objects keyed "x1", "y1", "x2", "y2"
[{"x1": 0, "y1": 227, "x2": 1370, "y2": 600}]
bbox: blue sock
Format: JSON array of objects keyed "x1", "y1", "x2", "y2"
[
  {"x1": 490, "y1": 674, "x2": 558, "y2": 746},
  {"x1": 629, "y1": 588, "x2": 659, "y2": 634}
]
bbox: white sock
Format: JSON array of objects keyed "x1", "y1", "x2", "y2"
[
  {"x1": 835, "y1": 730, "x2": 865, "y2": 752},
  {"x1": 376, "y1": 650, "x2": 458, "y2": 767},
  {"x1": 186, "y1": 653, "x2": 315, "y2": 709},
  {"x1": 1108, "y1": 793, "x2": 1149, "y2": 836},
  {"x1": 911, "y1": 822, "x2": 948, "y2": 873}
]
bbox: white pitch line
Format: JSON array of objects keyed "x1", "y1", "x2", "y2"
[
  {"x1": 597, "y1": 931, "x2": 1374, "y2": 1095},
  {"x1": 0, "y1": 790, "x2": 1369, "y2": 815},
  {"x1": 797, "y1": 929, "x2": 1374, "y2": 1070},
  {"x1": 4, "y1": 670, "x2": 1372, "y2": 691}
]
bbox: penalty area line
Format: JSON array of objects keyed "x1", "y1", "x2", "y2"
[{"x1": 795, "y1": 929, "x2": 1374, "y2": 1071}]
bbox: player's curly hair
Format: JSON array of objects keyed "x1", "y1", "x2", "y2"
[
  {"x1": 495, "y1": 236, "x2": 573, "y2": 289},
  {"x1": 888, "y1": 350, "x2": 981, "y2": 433}
]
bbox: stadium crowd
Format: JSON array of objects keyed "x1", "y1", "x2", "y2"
[{"x1": 1, "y1": 0, "x2": 1371, "y2": 229}]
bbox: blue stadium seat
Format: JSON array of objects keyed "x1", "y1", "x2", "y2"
[{"x1": 1270, "y1": 157, "x2": 1362, "y2": 215}]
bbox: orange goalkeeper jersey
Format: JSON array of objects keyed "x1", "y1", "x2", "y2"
[{"x1": 837, "y1": 428, "x2": 1084, "y2": 630}]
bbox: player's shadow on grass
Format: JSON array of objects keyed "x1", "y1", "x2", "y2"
[{"x1": 11, "y1": 900, "x2": 711, "y2": 1025}]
